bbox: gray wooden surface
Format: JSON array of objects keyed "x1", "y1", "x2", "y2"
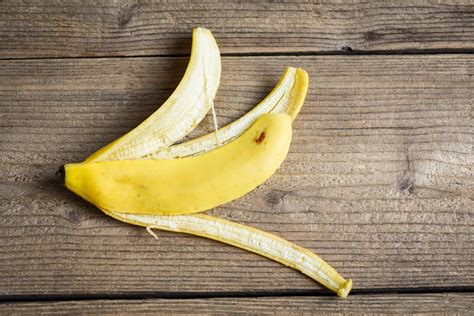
[
  {"x1": 2, "y1": 294, "x2": 473, "y2": 315},
  {"x1": 1, "y1": 0, "x2": 473, "y2": 314},
  {"x1": 1, "y1": 0, "x2": 473, "y2": 58}
]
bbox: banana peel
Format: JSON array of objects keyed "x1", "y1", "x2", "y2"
[
  {"x1": 146, "y1": 67, "x2": 307, "y2": 160},
  {"x1": 61, "y1": 28, "x2": 352, "y2": 298},
  {"x1": 85, "y1": 27, "x2": 221, "y2": 162},
  {"x1": 107, "y1": 212, "x2": 353, "y2": 298},
  {"x1": 65, "y1": 114, "x2": 292, "y2": 215}
]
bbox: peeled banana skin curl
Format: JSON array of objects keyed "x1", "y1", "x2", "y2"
[
  {"x1": 60, "y1": 27, "x2": 352, "y2": 298},
  {"x1": 85, "y1": 27, "x2": 221, "y2": 162}
]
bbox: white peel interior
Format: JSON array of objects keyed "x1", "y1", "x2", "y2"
[
  {"x1": 86, "y1": 28, "x2": 221, "y2": 162},
  {"x1": 145, "y1": 67, "x2": 297, "y2": 159},
  {"x1": 105, "y1": 210, "x2": 352, "y2": 298}
]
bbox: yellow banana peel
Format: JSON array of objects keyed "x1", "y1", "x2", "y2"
[
  {"x1": 65, "y1": 114, "x2": 292, "y2": 215},
  {"x1": 61, "y1": 28, "x2": 352, "y2": 298}
]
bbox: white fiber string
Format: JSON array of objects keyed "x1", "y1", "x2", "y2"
[
  {"x1": 211, "y1": 100, "x2": 220, "y2": 146},
  {"x1": 146, "y1": 226, "x2": 159, "y2": 240}
]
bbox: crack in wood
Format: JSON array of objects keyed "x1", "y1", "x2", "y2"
[
  {"x1": 1, "y1": 286, "x2": 473, "y2": 304},
  {"x1": 0, "y1": 48, "x2": 473, "y2": 62}
]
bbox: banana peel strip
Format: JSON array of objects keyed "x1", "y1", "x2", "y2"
[
  {"x1": 105, "y1": 210, "x2": 352, "y2": 298},
  {"x1": 146, "y1": 67, "x2": 307, "y2": 160},
  {"x1": 85, "y1": 27, "x2": 221, "y2": 162}
]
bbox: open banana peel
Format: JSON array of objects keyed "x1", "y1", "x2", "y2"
[{"x1": 60, "y1": 28, "x2": 352, "y2": 298}]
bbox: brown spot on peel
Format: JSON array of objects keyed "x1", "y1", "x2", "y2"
[{"x1": 255, "y1": 131, "x2": 266, "y2": 144}]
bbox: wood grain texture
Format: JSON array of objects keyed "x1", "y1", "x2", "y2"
[
  {"x1": 1, "y1": 0, "x2": 474, "y2": 58},
  {"x1": 0, "y1": 55, "x2": 472, "y2": 296},
  {"x1": 2, "y1": 294, "x2": 473, "y2": 315}
]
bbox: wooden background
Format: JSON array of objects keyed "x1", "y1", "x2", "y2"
[{"x1": 1, "y1": 0, "x2": 473, "y2": 314}]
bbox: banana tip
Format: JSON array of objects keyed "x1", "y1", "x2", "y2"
[
  {"x1": 56, "y1": 165, "x2": 65, "y2": 182},
  {"x1": 337, "y1": 279, "x2": 353, "y2": 298}
]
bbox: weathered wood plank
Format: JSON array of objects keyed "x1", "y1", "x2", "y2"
[
  {"x1": 2, "y1": 294, "x2": 473, "y2": 315},
  {"x1": 1, "y1": 0, "x2": 473, "y2": 58},
  {"x1": 0, "y1": 55, "x2": 472, "y2": 296}
]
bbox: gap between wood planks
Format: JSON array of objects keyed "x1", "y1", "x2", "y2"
[
  {"x1": 1, "y1": 286, "x2": 473, "y2": 304},
  {"x1": 0, "y1": 48, "x2": 473, "y2": 61}
]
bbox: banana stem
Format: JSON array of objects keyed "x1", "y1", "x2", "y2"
[{"x1": 105, "y1": 210, "x2": 352, "y2": 298}]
